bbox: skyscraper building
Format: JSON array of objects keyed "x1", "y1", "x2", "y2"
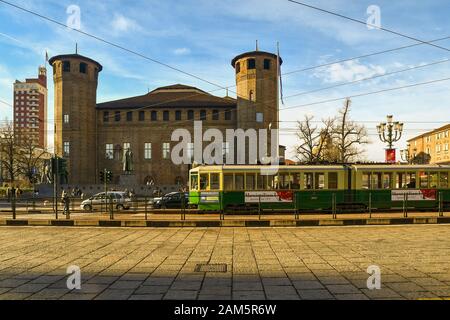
[{"x1": 13, "y1": 66, "x2": 48, "y2": 149}]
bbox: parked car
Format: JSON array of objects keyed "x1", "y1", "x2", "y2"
[
  {"x1": 81, "y1": 192, "x2": 131, "y2": 211},
  {"x1": 150, "y1": 192, "x2": 190, "y2": 209}
]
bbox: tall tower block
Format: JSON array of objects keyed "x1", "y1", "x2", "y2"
[
  {"x1": 49, "y1": 54, "x2": 102, "y2": 184},
  {"x1": 231, "y1": 50, "x2": 282, "y2": 161}
]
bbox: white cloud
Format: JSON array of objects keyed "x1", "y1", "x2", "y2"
[
  {"x1": 173, "y1": 47, "x2": 191, "y2": 55},
  {"x1": 111, "y1": 14, "x2": 141, "y2": 33},
  {"x1": 313, "y1": 60, "x2": 386, "y2": 83}
]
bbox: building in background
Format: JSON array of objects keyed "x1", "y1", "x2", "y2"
[
  {"x1": 49, "y1": 49, "x2": 282, "y2": 189},
  {"x1": 13, "y1": 67, "x2": 48, "y2": 149},
  {"x1": 407, "y1": 124, "x2": 450, "y2": 165}
]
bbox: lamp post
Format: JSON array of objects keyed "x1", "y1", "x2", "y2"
[{"x1": 377, "y1": 115, "x2": 404, "y2": 163}]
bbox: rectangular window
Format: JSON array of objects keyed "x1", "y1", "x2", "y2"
[
  {"x1": 144, "y1": 143, "x2": 152, "y2": 160},
  {"x1": 247, "y1": 59, "x2": 256, "y2": 69},
  {"x1": 315, "y1": 173, "x2": 325, "y2": 190},
  {"x1": 222, "y1": 142, "x2": 230, "y2": 157},
  {"x1": 224, "y1": 174, "x2": 234, "y2": 191},
  {"x1": 235, "y1": 62, "x2": 240, "y2": 74},
  {"x1": 235, "y1": 174, "x2": 244, "y2": 190},
  {"x1": 139, "y1": 111, "x2": 145, "y2": 121},
  {"x1": 362, "y1": 173, "x2": 371, "y2": 189},
  {"x1": 200, "y1": 110, "x2": 207, "y2": 121},
  {"x1": 175, "y1": 110, "x2": 182, "y2": 121},
  {"x1": 64, "y1": 114, "x2": 69, "y2": 124},
  {"x1": 63, "y1": 142, "x2": 70, "y2": 156},
  {"x1": 188, "y1": 110, "x2": 194, "y2": 120},
  {"x1": 256, "y1": 113, "x2": 264, "y2": 123},
  {"x1": 383, "y1": 173, "x2": 392, "y2": 189},
  {"x1": 304, "y1": 173, "x2": 313, "y2": 190},
  {"x1": 210, "y1": 173, "x2": 220, "y2": 190},
  {"x1": 105, "y1": 144, "x2": 114, "y2": 160},
  {"x1": 79, "y1": 63, "x2": 87, "y2": 74},
  {"x1": 126, "y1": 111, "x2": 133, "y2": 122},
  {"x1": 264, "y1": 59, "x2": 271, "y2": 70},
  {"x1": 163, "y1": 111, "x2": 170, "y2": 121},
  {"x1": 328, "y1": 172, "x2": 338, "y2": 190},
  {"x1": 200, "y1": 174, "x2": 209, "y2": 191},
  {"x1": 190, "y1": 174, "x2": 199, "y2": 191},
  {"x1": 163, "y1": 143, "x2": 170, "y2": 159},
  {"x1": 187, "y1": 143, "x2": 194, "y2": 161},
  {"x1": 63, "y1": 61, "x2": 70, "y2": 72},
  {"x1": 151, "y1": 111, "x2": 157, "y2": 121},
  {"x1": 212, "y1": 110, "x2": 219, "y2": 121},
  {"x1": 430, "y1": 173, "x2": 438, "y2": 188},
  {"x1": 371, "y1": 173, "x2": 382, "y2": 189},
  {"x1": 246, "y1": 174, "x2": 255, "y2": 190},
  {"x1": 225, "y1": 110, "x2": 232, "y2": 121},
  {"x1": 419, "y1": 172, "x2": 429, "y2": 188},
  {"x1": 440, "y1": 172, "x2": 449, "y2": 188},
  {"x1": 115, "y1": 111, "x2": 121, "y2": 122}
]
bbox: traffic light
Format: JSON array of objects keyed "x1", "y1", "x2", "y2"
[
  {"x1": 99, "y1": 170, "x2": 105, "y2": 183},
  {"x1": 106, "y1": 171, "x2": 113, "y2": 183}
]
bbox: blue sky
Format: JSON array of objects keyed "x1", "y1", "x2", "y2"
[{"x1": 0, "y1": 0, "x2": 449, "y2": 161}]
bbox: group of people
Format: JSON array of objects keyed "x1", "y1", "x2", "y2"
[{"x1": 4, "y1": 185, "x2": 23, "y2": 202}]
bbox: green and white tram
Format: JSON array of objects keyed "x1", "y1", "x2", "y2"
[{"x1": 189, "y1": 164, "x2": 450, "y2": 213}]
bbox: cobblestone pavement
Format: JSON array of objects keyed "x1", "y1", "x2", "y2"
[{"x1": 0, "y1": 225, "x2": 450, "y2": 300}]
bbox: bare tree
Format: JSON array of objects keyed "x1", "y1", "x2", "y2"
[
  {"x1": 332, "y1": 99, "x2": 369, "y2": 163},
  {"x1": 295, "y1": 115, "x2": 334, "y2": 163},
  {"x1": 16, "y1": 135, "x2": 48, "y2": 184},
  {"x1": 0, "y1": 122, "x2": 20, "y2": 183},
  {"x1": 0, "y1": 121, "x2": 48, "y2": 184}
]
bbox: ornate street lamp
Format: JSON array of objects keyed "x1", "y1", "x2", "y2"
[{"x1": 377, "y1": 115, "x2": 404, "y2": 163}]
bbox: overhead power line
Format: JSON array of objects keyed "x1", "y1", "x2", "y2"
[{"x1": 287, "y1": 0, "x2": 450, "y2": 53}]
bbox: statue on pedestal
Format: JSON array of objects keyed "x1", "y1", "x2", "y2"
[{"x1": 122, "y1": 148, "x2": 134, "y2": 174}]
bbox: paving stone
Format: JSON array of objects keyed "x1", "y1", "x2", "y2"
[
  {"x1": 129, "y1": 294, "x2": 164, "y2": 300},
  {"x1": 293, "y1": 280, "x2": 325, "y2": 290},
  {"x1": 94, "y1": 289, "x2": 134, "y2": 300},
  {"x1": 298, "y1": 289, "x2": 335, "y2": 300},
  {"x1": 163, "y1": 290, "x2": 198, "y2": 300},
  {"x1": 233, "y1": 291, "x2": 266, "y2": 300}
]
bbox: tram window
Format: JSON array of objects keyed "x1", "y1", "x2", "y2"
[
  {"x1": 200, "y1": 174, "x2": 209, "y2": 191},
  {"x1": 383, "y1": 173, "x2": 392, "y2": 189},
  {"x1": 315, "y1": 173, "x2": 325, "y2": 189},
  {"x1": 304, "y1": 173, "x2": 313, "y2": 190},
  {"x1": 371, "y1": 173, "x2": 382, "y2": 189},
  {"x1": 419, "y1": 172, "x2": 429, "y2": 188},
  {"x1": 224, "y1": 174, "x2": 234, "y2": 191},
  {"x1": 292, "y1": 173, "x2": 301, "y2": 190},
  {"x1": 267, "y1": 175, "x2": 275, "y2": 190},
  {"x1": 396, "y1": 173, "x2": 405, "y2": 189},
  {"x1": 235, "y1": 174, "x2": 244, "y2": 190},
  {"x1": 430, "y1": 173, "x2": 438, "y2": 188},
  {"x1": 190, "y1": 175, "x2": 199, "y2": 191},
  {"x1": 406, "y1": 173, "x2": 416, "y2": 189},
  {"x1": 210, "y1": 173, "x2": 220, "y2": 190},
  {"x1": 362, "y1": 173, "x2": 371, "y2": 189},
  {"x1": 440, "y1": 173, "x2": 449, "y2": 188},
  {"x1": 280, "y1": 173, "x2": 290, "y2": 189},
  {"x1": 256, "y1": 174, "x2": 265, "y2": 190},
  {"x1": 246, "y1": 174, "x2": 255, "y2": 190},
  {"x1": 328, "y1": 172, "x2": 338, "y2": 190}
]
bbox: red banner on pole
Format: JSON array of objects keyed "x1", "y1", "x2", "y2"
[{"x1": 386, "y1": 149, "x2": 396, "y2": 163}]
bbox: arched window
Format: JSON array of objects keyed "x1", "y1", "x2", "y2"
[{"x1": 249, "y1": 90, "x2": 254, "y2": 101}]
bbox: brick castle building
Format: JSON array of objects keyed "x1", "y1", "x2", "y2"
[
  {"x1": 49, "y1": 50, "x2": 282, "y2": 187},
  {"x1": 13, "y1": 67, "x2": 48, "y2": 149}
]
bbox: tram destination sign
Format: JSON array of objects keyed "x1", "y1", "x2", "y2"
[
  {"x1": 391, "y1": 190, "x2": 437, "y2": 201},
  {"x1": 245, "y1": 191, "x2": 294, "y2": 203}
]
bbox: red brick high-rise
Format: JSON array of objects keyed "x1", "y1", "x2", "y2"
[{"x1": 13, "y1": 67, "x2": 48, "y2": 149}]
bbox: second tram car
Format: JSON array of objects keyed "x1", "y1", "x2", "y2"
[{"x1": 189, "y1": 164, "x2": 450, "y2": 213}]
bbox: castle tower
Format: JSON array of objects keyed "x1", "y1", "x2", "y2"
[
  {"x1": 49, "y1": 54, "x2": 102, "y2": 184},
  {"x1": 231, "y1": 50, "x2": 282, "y2": 162}
]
